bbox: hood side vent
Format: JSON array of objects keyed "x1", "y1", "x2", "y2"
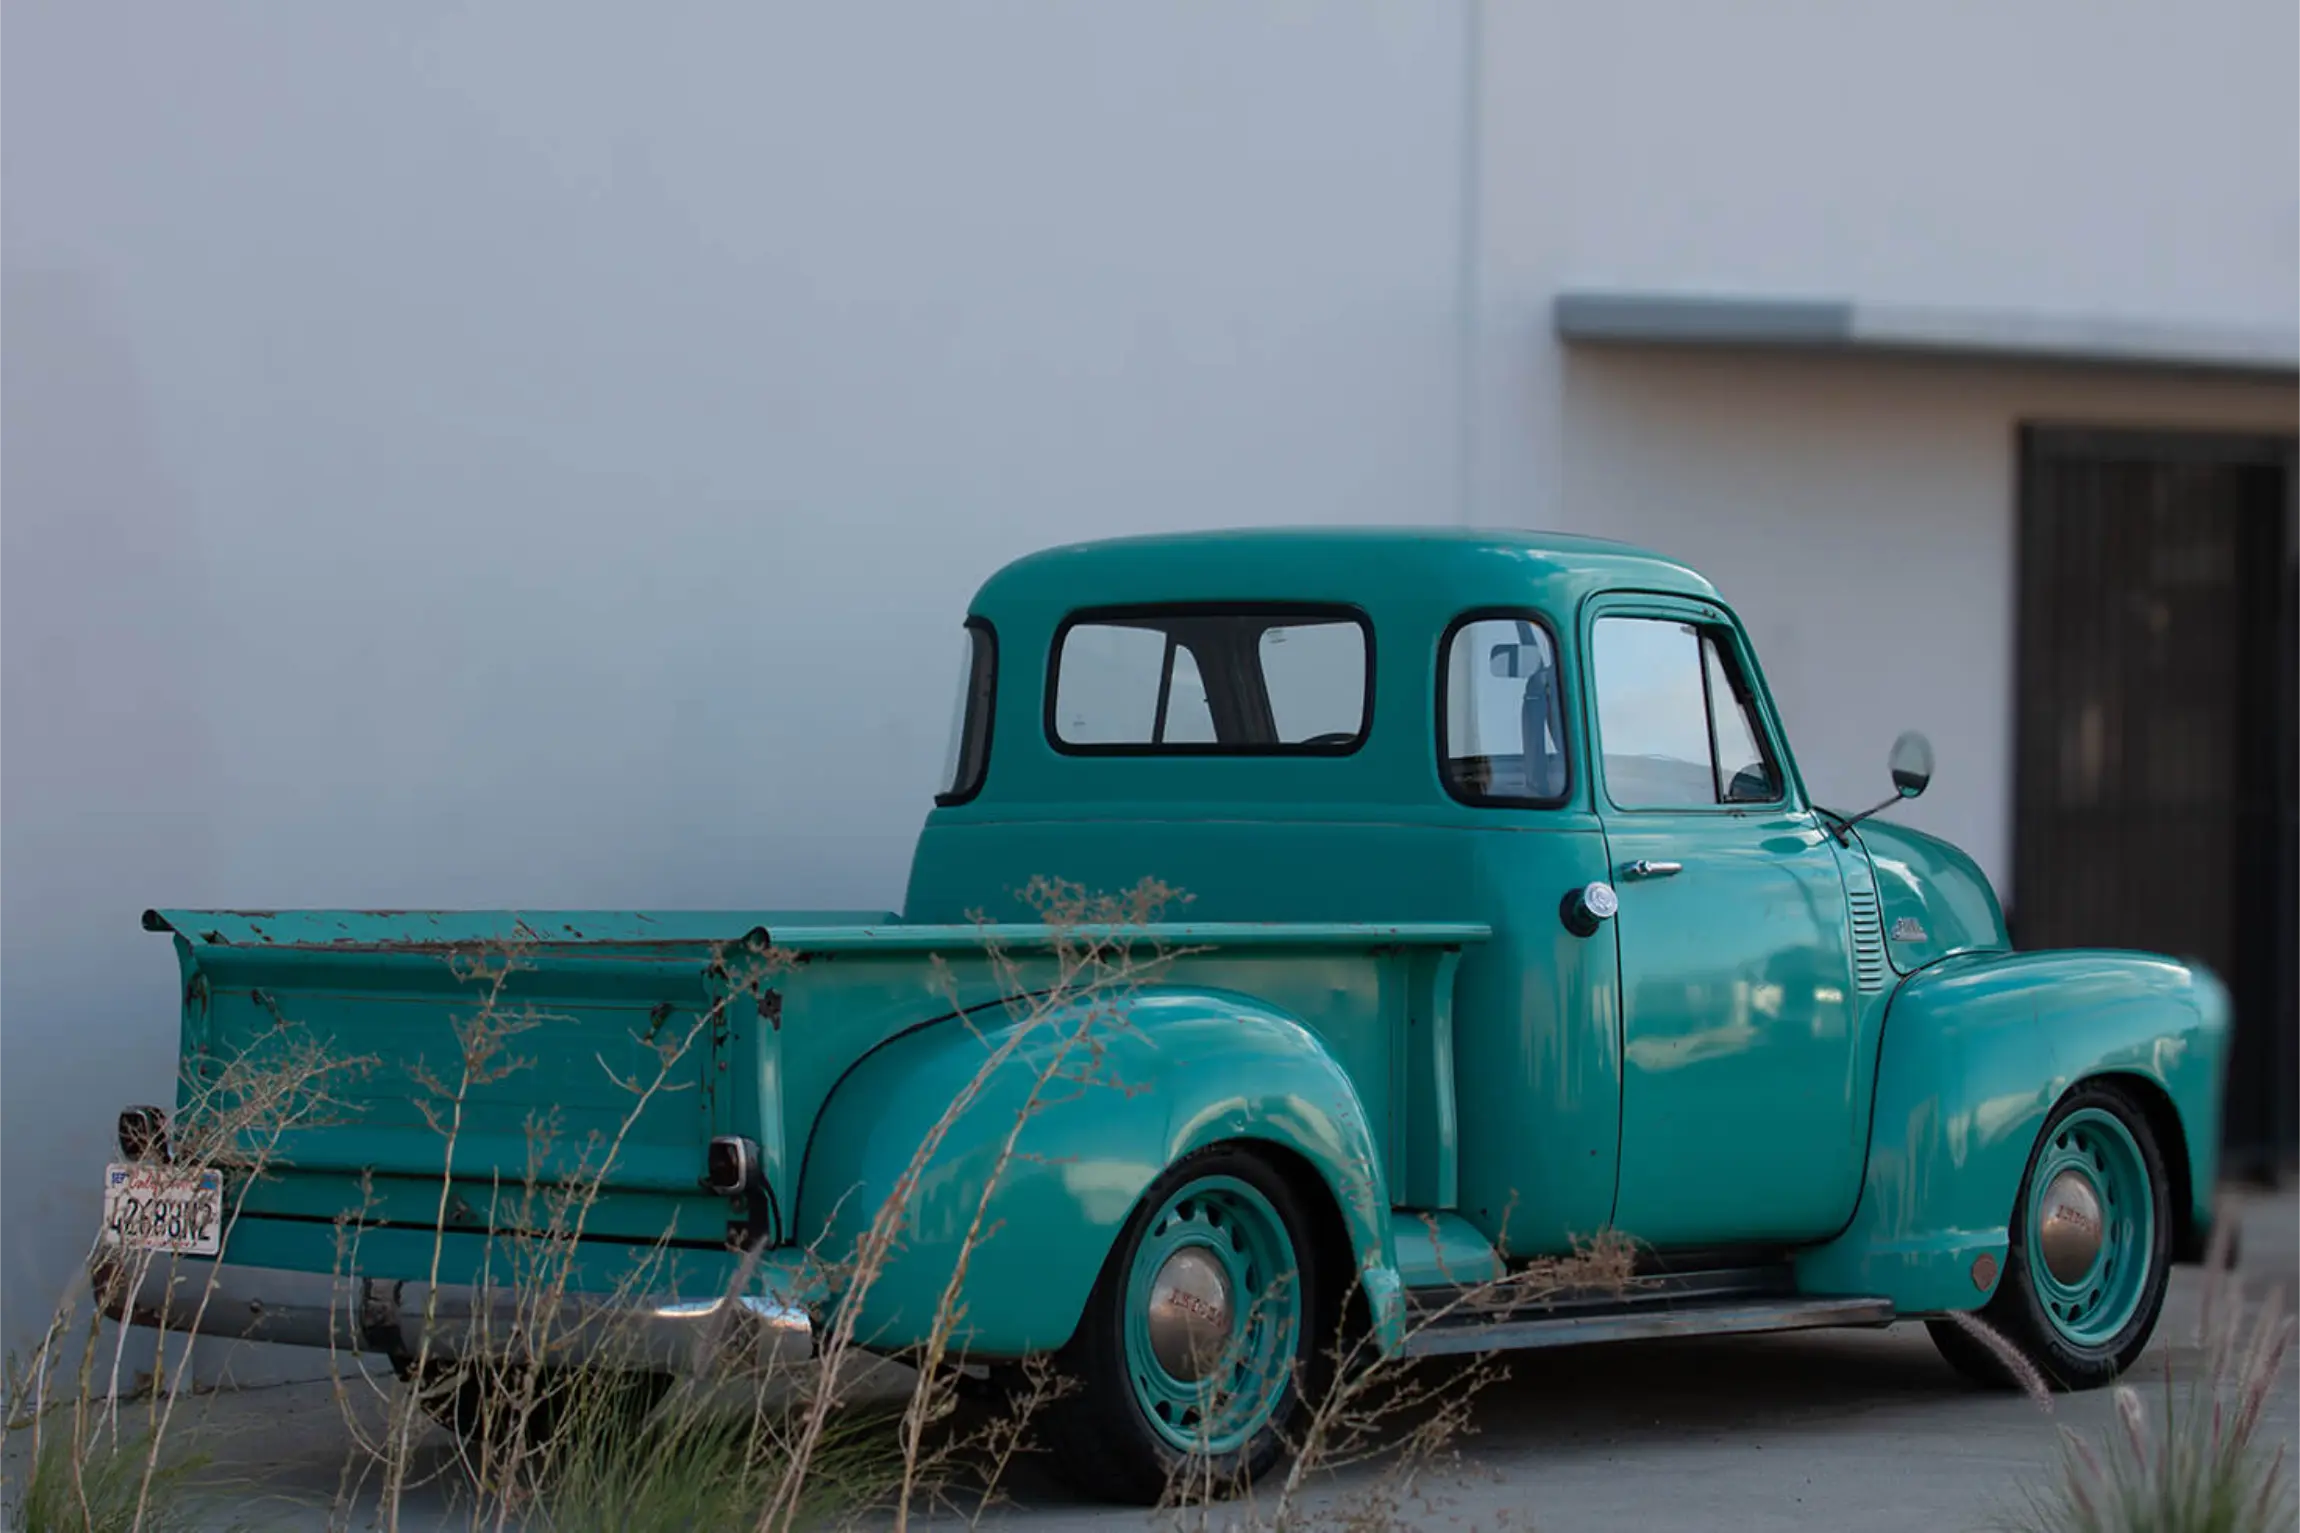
[{"x1": 1848, "y1": 888, "x2": 1889, "y2": 994}]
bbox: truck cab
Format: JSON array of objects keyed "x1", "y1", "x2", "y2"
[{"x1": 912, "y1": 528, "x2": 2047, "y2": 1258}]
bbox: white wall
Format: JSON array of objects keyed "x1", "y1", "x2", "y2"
[
  {"x1": 6, "y1": 0, "x2": 2294, "y2": 1367},
  {"x1": 1, "y1": 0, "x2": 1469, "y2": 1357},
  {"x1": 1526, "y1": 0, "x2": 2297, "y2": 326},
  {"x1": 1465, "y1": 0, "x2": 2298, "y2": 894},
  {"x1": 1553, "y1": 349, "x2": 2297, "y2": 891},
  {"x1": 1468, "y1": 0, "x2": 2300, "y2": 536}
]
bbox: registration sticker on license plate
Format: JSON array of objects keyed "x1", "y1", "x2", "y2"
[{"x1": 101, "y1": 1163, "x2": 224, "y2": 1256}]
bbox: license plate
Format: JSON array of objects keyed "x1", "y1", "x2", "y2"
[{"x1": 101, "y1": 1163, "x2": 224, "y2": 1256}]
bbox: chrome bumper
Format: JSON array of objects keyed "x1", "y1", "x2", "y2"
[{"x1": 92, "y1": 1252, "x2": 816, "y2": 1375}]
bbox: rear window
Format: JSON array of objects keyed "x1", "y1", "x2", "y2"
[{"x1": 1048, "y1": 605, "x2": 1371, "y2": 754}]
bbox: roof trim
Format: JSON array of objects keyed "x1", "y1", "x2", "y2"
[{"x1": 1554, "y1": 290, "x2": 2299, "y2": 379}]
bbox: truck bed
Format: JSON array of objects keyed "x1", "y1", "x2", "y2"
[{"x1": 143, "y1": 907, "x2": 1486, "y2": 1286}]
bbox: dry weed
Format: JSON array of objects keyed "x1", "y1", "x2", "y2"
[
  {"x1": 11, "y1": 877, "x2": 1618, "y2": 1533},
  {"x1": 1996, "y1": 1212, "x2": 2295, "y2": 1533},
  {"x1": 5, "y1": 1009, "x2": 376, "y2": 1533},
  {"x1": 1154, "y1": 1219, "x2": 1644, "y2": 1531},
  {"x1": 760, "y1": 875, "x2": 1192, "y2": 1532}
]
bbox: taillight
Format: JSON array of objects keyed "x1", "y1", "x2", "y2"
[{"x1": 703, "y1": 1135, "x2": 758, "y2": 1197}]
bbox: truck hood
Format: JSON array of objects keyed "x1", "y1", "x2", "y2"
[{"x1": 1838, "y1": 819, "x2": 2009, "y2": 974}]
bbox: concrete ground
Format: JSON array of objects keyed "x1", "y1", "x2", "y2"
[{"x1": 14, "y1": 1184, "x2": 2293, "y2": 1531}]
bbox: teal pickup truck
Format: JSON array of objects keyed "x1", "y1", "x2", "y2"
[{"x1": 98, "y1": 528, "x2": 2229, "y2": 1503}]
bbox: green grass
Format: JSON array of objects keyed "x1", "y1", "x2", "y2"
[
  {"x1": 513, "y1": 1384, "x2": 907, "y2": 1533},
  {"x1": 4, "y1": 1425, "x2": 223, "y2": 1533}
]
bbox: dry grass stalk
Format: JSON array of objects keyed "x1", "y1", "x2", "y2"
[
  {"x1": 1940, "y1": 1308, "x2": 2057, "y2": 1412},
  {"x1": 1999, "y1": 1209, "x2": 2295, "y2": 1533},
  {"x1": 349, "y1": 933, "x2": 810, "y2": 1528},
  {"x1": 8, "y1": 875, "x2": 1623, "y2": 1533},
  {"x1": 297, "y1": 875, "x2": 1186, "y2": 1531},
  {"x1": 1152, "y1": 1213, "x2": 1644, "y2": 1531},
  {"x1": 5, "y1": 1007, "x2": 377, "y2": 1532},
  {"x1": 760, "y1": 875, "x2": 1192, "y2": 1533}
]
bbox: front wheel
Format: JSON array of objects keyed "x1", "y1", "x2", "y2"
[
  {"x1": 1040, "y1": 1148, "x2": 1331, "y2": 1505},
  {"x1": 1928, "y1": 1081, "x2": 2173, "y2": 1391}
]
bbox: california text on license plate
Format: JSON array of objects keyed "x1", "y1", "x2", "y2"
[{"x1": 102, "y1": 1163, "x2": 224, "y2": 1256}]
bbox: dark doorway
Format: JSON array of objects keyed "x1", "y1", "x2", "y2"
[{"x1": 2012, "y1": 425, "x2": 2298, "y2": 1181}]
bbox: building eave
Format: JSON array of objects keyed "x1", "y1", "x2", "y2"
[{"x1": 1553, "y1": 291, "x2": 2300, "y2": 380}]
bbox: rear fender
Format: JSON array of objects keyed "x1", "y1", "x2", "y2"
[
  {"x1": 793, "y1": 985, "x2": 1400, "y2": 1359},
  {"x1": 1795, "y1": 950, "x2": 2229, "y2": 1314}
]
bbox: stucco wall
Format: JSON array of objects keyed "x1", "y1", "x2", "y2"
[
  {"x1": 1551, "y1": 349, "x2": 2298, "y2": 894},
  {"x1": 1468, "y1": 0, "x2": 2300, "y2": 531},
  {"x1": 1465, "y1": 0, "x2": 2298, "y2": 896}
]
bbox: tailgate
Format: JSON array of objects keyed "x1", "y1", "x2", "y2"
[{"x1": 146, "y1": 908, "x2": 800, "y2": 1247}]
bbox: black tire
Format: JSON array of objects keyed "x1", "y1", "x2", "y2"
[
  {"x1": 1039, "y1": 1146, "x2": 1335, "y2": 1506},
  {"x1": 1927, "y1": 1080, "x2": 2174, "y2": 1392}
]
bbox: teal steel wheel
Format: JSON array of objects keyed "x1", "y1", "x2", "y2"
[
  {"x1": 2021, "y1": 1106, "x2": 2153, "y2": 1348},
  {"x1": 1040, "y1": 1147, "x2": 1330, "y2": 1505},
  {"x1": 1926, "y1": 1080, "x2": 2174, "y2": 1393},
  {"x1": 1120, "y1": 1175, "x2": 1302, "y2": 1456}
]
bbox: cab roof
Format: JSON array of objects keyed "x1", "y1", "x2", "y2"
[
  {"x1": 933, "y1": 524, "x2": 1748, "y2": 822},
  {"x1": 969, "y1": 525, "x2": 1720, "y2": 622}
]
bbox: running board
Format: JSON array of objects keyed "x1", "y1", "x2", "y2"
[{"x1": 1399, "y1": 1295, "x2": 1896, "y2": 1359}]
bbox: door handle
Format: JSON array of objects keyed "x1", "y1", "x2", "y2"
[{"x1": 1623, "y1": 859, "x2": 1683, "y2": 879}]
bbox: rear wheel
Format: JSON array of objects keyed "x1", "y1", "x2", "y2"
[
  {"x1": 1041, "y1": 1148, "x2": 1331, "y2": 1505},
  {"x1": 1927, "y1": 1081, "x2": 2172, "y2": 1391}
]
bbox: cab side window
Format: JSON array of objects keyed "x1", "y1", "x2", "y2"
[
  {"x1": 1440, "y1": 615, "x2": 1569, "y2": 805},
  {"x1": 1592, "y1": 616, "x2": 1781, "y2": 809}
]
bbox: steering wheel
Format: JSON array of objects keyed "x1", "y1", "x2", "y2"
[{"x1": 1298, "y1": 731, "x2": 1358, "y2": 748}]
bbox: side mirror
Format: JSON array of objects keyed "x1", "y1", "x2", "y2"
[
  {"x1": 1833, "y1": 729, "x2": 1936, "y2": 844},
  {"x1": 1888, "y1": 730, "x2": 1934, "y2": 799}
]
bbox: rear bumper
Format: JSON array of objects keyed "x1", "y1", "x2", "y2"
[{"x1": 92, "y1": 1251, "x2": 816, "y2": 1376}]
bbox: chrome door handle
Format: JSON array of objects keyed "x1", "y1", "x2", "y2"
[{"x1": 1623, "y1": 860, "x2": 1683, "y2": 879}]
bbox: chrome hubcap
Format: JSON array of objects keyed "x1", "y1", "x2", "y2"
[
  {"x1": 1145, "y1": 1247, "x2": 1234, "y2": 1382},
  {"x1": 2037, "y1": 1168, "x2": 2106, "y2": 1285}
]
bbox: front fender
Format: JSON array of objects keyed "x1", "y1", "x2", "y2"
[
  {"x1": 1795, "y1": 950, "x2": 2229, "y2": 1314},
  {"x1": 793, "y1": 985, "x2": 1401, "y2": 1359}
]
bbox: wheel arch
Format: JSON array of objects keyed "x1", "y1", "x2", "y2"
[
  {"x1": 1795, "y1": 948, "x2": 2229, "y2": 1313},
  {"x1": 1180, "y1": 1133, "x2": 1368, "y2": 1350},
  {"x1": 794, "y1": 984, "x2": 1405, "y2": 1360},
  {"x1": 2084, "y1": 1069, "x2": 2200, "y2": 1263}
]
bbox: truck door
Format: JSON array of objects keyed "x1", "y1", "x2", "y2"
[{"x1": 1582, "y1": 596, "x2": 1865, "y2": 1247}]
